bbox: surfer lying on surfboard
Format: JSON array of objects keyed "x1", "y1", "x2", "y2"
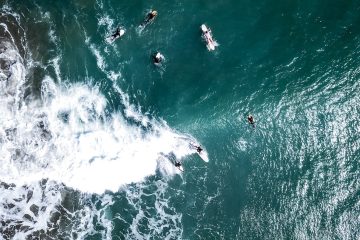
[
  {"x1": 141, "y1": 10, "x2": 158, "y2": 27},
  {"x1": 201, "y1": 24, "x2": 218, "y2": 51},
  {"x1": 108, "y1": 27, "x2": 125, "y2": 42},
  {"x1": 152, "y1": 52, "x2": 164, "y2": 64},
  {"x1": 247, "y1": 115, "x2": 255, "y2": 128}
]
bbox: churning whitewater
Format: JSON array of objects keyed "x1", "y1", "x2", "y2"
[
  {"x1": 0, "y1": 4, "x2": 199, "y2": 239},
  {"x1": 0, "y1": 39, "x2": 195, "y2": 193},
  {"x1": 2, "y1": 75, "x2": 194, "y2": 193}
]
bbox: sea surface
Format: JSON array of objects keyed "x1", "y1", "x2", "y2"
[{"x1": 0, "y1": 0, "x2": 359, "y2": 239}]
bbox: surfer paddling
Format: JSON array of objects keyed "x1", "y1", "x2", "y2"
[
  {"x1": 141, "y1": 10, "x2": 158, "y2": 26},
  {"x1": 204, "y1": 29, "x2": 213, "y2": 44},
  {"x1": 108, "y1": 27, "x2": 125, "y2": 42},
  {"x1": 147, "y1": 10, "x2": 158, "y2": 22},
  {"x1": 201, "y1": 24, "x2": 218, "y2": 51},
  {"x1": 247, "y1": 115, "x2": 255, "y2": 128},
  {"x1": 152, "y1": 52, "x2": 164, "y2": 64}
]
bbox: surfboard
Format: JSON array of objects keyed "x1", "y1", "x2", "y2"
[
  {"x1": 197, "y1": 150, "x2": 209, "y2": 162},
  {"x1": 200, "y1": 24, "x2": 217, "y2": 51},
  {"x1": 106, "y1": 29, "x2": 125, "y2": 44},
  {"x1": 201, "y1": 24, "x2": 208, "y2": 32},
  {"x1": 176, "y1": 165, "x2": 184, "y2": 172},
  {"x1": 190, "y1": 142, "x2": 209, "y2": 162}
]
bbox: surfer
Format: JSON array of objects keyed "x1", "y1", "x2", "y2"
[
  {"x1": 111, "y1": 28, "x2": 121, "y2": 38},
  {"x1": 196, "y1": 146, "x2": 203, "y2": 153},
  {"x1": 247, "y1": 115, "x2": 255, "y2": 127},
  {"x1": 142, "y1": 10, "x2": 158, "y2": 25},
  {"x1": 204, "y1": 29, "x2": 213, "y2": 44},
  {"x1": 201, "y1": 24, "x2": 217, "y2": 51},
  {"x1": 174, "y1": 160, "x2": 184, "y2": 171},
  {"x1": 152, "y1": 52, "x2": 164, "y2": 64},
  {"x1": 109, "y1": 27, "x2": 125, "y2": 42}
]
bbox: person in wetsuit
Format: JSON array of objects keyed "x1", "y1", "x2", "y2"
[
  {"x1": 110, "y1": 27, "x2": 122, "y2": 41},
  {"x1": 152, "y1": 52, "x2": 163, "y2": 64},
  {"x1": 143, "y1": 10, "x2": 157, "y2": 25},
  {"x1": 147, "y1": 10, "x2": 157, "y2": 22},
  {"x1": 248, "y1": 115, "x2": 255, "y2": 127},
  {"x1": 175, "y1": 161, "x2": 182, "y2": 168}
]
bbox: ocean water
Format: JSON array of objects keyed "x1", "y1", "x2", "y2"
[{"x1": 1, "y1": 0, "x2": 359, "y2": 239}]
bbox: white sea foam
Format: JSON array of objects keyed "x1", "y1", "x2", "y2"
[
  {"x1": 98, "y1": 15, "x2": 114, "y2": 28},
  {"x1": 1, "y1": 75, "x2": 193, "y2": 193},
  {"x1": 0, "y1": 181, "x2": 63, "y2": 239},
  {"x1": 0, "y1": 26, "x2": 195, "y2": 194},
  {"x1": 0, "y1": 8, "x2": 200, "y2": 238},
  {"x1": 237, "y1": 138, "x2": 248, "y2": 151},
  {"x1": 124, "y1": 180, "x2": 183, "y2": 239},
  {"x1": 89, "y1": 43, "x2": 106, "y2": 71},
  {"x1": 0, "y1": 38, "x2": 192, "y2": 239}
]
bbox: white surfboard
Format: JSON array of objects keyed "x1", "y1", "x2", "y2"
[
  {"x1": 207, "y1": 41, "x2": 216, "y2": 51},
  {"x1": 201, "y1": 24, "x2": 218, "y2": 51},
  {"x1": 190, "y1": 142, "x2": 209, "y2": 162},
  {"x1": 197, "y1": 150, "x2": 209, "y2": 162},
  {"x1": 176, "y1": 165, "x2": 184, "y2": 172},
  {"x1": 201, "y1": 24, "x2": 208, "y2": 32},
  {"x1": 106, "y1": 29, "x2": 125, "y2": 44}
]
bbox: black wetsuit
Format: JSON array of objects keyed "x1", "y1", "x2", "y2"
[
  {"x1": 153, "y1": 54, "x2": 161, "y2": 63},
  {"x1": 111, "y1": 28, "x2": 121, "y2": 38},
  {"x1": 248, "y1": 116, "x2": 255, "y2": 128},
  {"x1": 175, "y1": 161, "x2": 181, "y2": 167},
  {"x1": 147, "y1": 13, "x2": 155, "y2": 22}
]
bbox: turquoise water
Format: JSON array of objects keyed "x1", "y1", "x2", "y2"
[{"x1": 1, "y1": 0, "x2": 359, "y2": 239}]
